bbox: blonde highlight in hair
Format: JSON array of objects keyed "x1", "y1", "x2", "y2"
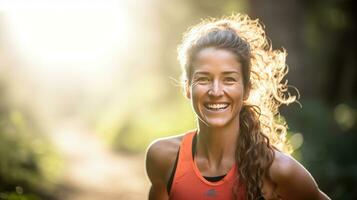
[{"x1": 177, "y1": 13, "x2": 297, "y2": 199}]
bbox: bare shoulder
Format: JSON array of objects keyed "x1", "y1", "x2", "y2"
[
  {"x1": 269, "y1": 150, "x2": 330, "y2": 200},
  {"x1": 145, "y1": 134, "x2": 184, "y2": 183},
  {"x1": 269, "y1": 150, "x2": 308, "y2": 182},
  {"x1": 145, "y1": 134, "x2": 184, "y2": 199}
]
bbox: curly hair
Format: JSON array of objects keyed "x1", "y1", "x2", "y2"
[{"x1": 177, "y1": 13, "x2": 297, "y2": 200}]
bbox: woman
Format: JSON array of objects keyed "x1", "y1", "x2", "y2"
[{"x1": 146, "y1": 14, "x2": 330, "y2": 200}]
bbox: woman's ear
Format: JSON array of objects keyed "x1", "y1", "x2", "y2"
[
  {"x1": 185, "y1": 80, "x2": 191, "y2": 99},
  {"x1": 243, "y1": 84, "x2": 250, "y2": 101}
]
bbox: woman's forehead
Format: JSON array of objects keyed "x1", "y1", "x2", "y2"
[
  {"x1": 193, "y1": 48, "x2": 240, "y2": 65},
  {"x1": 195, "y1": 48, "x2": 238, "y2": 61},
  {"x1": 192, "y1": 67, "x2": 242, "y2": 75},
  {"x1": 192, "y1": 48, "x2": 242, "y2": 74}
]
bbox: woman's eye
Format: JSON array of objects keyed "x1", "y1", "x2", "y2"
[
  {"x1": 224, "y1": 77, "x2": 237, "y2": 83},
  {"x1": 196, "y1": 77, "x2": 210, "y2": 83}
]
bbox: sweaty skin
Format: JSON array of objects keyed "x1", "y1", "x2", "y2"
[{"x1": 145, "y1": 49, "x2": 330, "y2": 200}]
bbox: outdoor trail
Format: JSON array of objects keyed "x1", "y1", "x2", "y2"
[{"x1": 51, "y1": 121, "x2": 149, "y2": 200}]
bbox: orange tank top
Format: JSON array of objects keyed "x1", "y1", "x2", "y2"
[{"x1": 169, "y1": 130, "x2": 246, "y2": 200}]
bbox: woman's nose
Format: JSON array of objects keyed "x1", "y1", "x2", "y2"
[{"x1": 208, "y1": 80, "x2": 224, "y2": 97}]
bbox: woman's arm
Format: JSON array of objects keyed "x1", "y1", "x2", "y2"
[
  {"x1": 270, "y1": 151, "x2": 331, "y2": 200},
  {"x1": 146, "y1": 140, "x2": 170, "y2": 200},
  {"x1": 146, "y1": 137, "x2": 182, "y2": 200}
]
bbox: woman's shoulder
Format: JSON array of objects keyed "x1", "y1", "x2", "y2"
[
  {"x1": 270, "y1": 150, "x2": 299, "y2": 178},
  {"x1": 269, "y1": 150, "x2": 311, "y2": 182},
  {"x1": 145, "y1": 133, "x2": 185, "y2": 183},
  {"x1": 268, "y1": 150, "x2": 323, "y2": 199},
  {"x1": 146, "y1": 134, "x2": 184, "y2": 165}
]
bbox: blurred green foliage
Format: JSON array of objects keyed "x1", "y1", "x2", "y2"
[
  {"x1": 286, "y1": 100, "x2": 357, "y2": 199},
  {"x1": 96, "y1": 83, "x2": 196, "y2": 153},
  {"x1": 0, "y1": 191, "x2": 40, "y2": 200},
  {"x1": 0, "y1": 86, "x2": 63, "y2": 199}
]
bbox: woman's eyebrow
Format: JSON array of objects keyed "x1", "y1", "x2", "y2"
[
  {"x1": 193, "y1": 71, "x2": 210, "y2": 76},
  {"x1": 222, "y1": 71, "x2": 240, "y2": 75}
]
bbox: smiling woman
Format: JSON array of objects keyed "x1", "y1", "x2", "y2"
[
  {"x1": 189, "y1": 48, "x2": 247, "y2": 128},
  {"x1": 145, "y1": 14, "x2": 331, "y2": 200}
]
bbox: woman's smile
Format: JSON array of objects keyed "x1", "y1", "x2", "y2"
[
  {"x1": 187, "y1": 48, "x2": 246, "y2": 128},
  {"x1": 204, "y1": 102, "x2": 230, "y2": 111}
]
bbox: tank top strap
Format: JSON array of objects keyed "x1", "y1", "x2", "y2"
[{"x1": 174, "y1": 130, "x2": 196, "y2": 179}]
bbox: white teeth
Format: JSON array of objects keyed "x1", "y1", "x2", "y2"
[{"x1": 206, "y1": 103, "x2": 229, "y2": 109}]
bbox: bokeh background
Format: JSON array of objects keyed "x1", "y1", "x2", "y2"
[{"x1": 0, "y1": 0, "x2": 356, "y2": 199}]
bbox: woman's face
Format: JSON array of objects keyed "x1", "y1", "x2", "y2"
[{"x1": 187, "y1": 48, "x2": 248, "y2": 128}]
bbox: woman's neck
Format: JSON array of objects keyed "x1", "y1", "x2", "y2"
[{"x1": 196, "y1": 119, "x2": 240, "y2": 170}]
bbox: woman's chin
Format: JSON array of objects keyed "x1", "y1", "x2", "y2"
[{"x1": 201, "y1": 118, "x2": 231, "y2": 128}]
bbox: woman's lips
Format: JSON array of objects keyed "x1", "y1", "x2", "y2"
[{"x1": 204, "y1": 103, "x2": 230, "y2": 111}]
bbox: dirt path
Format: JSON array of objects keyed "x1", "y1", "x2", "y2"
[{"x1": 51, "y1": 122, "x2": 150, "y2": 200}]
